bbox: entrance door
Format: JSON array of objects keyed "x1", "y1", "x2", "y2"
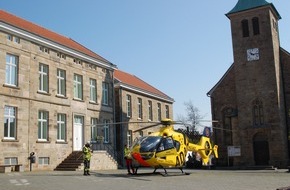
[
  {"x1": 253, "y1": 140, "x2": 269, "y2": 165},
  {"x1": 73, "y1": 116, "x2": 83, "y2": 151}
]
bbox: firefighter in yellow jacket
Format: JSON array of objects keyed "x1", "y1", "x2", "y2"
[{"x1": 83, "y1": 142, "x2": 92, "y2": 176}]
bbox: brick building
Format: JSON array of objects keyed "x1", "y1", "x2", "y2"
[
  {"x1": 114, "y1": 70, "x2": 174, "y2": 158},
  {"x1": 0, "y1": 10, "x2": 174, "y2": 171},
  {"x1": 0, "y1": 10, "x2": 117, "y2": 171},
  {"x1": 207, "y1": 0, "x2": 290, "y2": 167}
]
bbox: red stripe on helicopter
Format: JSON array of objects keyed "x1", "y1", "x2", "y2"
[{"x1": 132, "y1": 153, "x2": 150, "y2": 167}]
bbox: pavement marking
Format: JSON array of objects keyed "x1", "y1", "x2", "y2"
[{"x1": 9, "y1": 179, "x2": 30, "y2": 186}]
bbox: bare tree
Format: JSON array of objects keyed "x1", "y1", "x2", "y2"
[{"x1": 177, "y1": 100, "x2": 204, "y2": 132}]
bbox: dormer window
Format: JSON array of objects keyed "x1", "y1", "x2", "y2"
[
  {"x1": 241, "y1": 19, "x2": 249, "y2": 37},
  {"x1": 252, "y1": 17, "x2": 260, "y2": 35}
]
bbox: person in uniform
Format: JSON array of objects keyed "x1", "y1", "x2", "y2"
[
  {"x1": 124, "y1": 144, "x2": 135, "y2": 174},
  {"x1": 83, "y1": 141, "x2": 92, "y2": 176}
]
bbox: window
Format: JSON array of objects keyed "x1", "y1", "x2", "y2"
[
  {"x1": 157, "y1": 103, "x2": 161, "y2": 121},
  {"x1": 39, "y1": 46, "x2": 49, "y2": 54},
  {"x1": 165, "y1": 105, "x2": 169, "y2": 119},
  {"x1": 148, "y1": 100, "x2": 153, "y2": 121},
  {"x1": 103, "y1": 120, "x2": 110, "y2": 143},
  {"x1": 7, "y1": 34, "x2": 20, "y2": 43},
  {"x1": 102, "y1": 82, "x2": 109, "y2": 105},
  {"x1": 4, "y1": 157, "x2": 18, "y2": 165},
  {"x1": 39, "y1": 157, "x2": 49, "y2": 165},
  {"x1": 5, "y1": 54, "x2": 18, "y2": 86},
  {"x1": 57, "y1": 114, "x2": 66, "y2": 141},
  {"x1": 252, "y1": 17, "x2": 260, "y2": 35},
  {"x1": 91, "y1": 118, "x2": 98, "y2": 141},
  {"x1": 38, "y1": 111, "x2": 48, "y2": 141},
  {"x1": 13, "y1": 36, "x2": 20, "y2": 43},
  {"x1": 89, "y1": 79, "x2": 97, "y2": 103},
  {"x1": 127, "y1": 130, "x2": 132, "y2": 147},
  {"x1": 7, "y1": 34, "x2": 12, "y2": 41},
  {"x1": 138, "y1": 98, "x2": 143, "y2": 119},
  {"x1": 4, "y1": 106, "x2": 16, "y2": 140},
  {"x1": 73, "y1": 74, "x2": 83, "y2": 100},
  {"x1": 39, "y1": 63, "x2": 49, "y2": 93},
  {"x1": 126, "y1": 95, "x2": 132, "y2": 118},
  {"x1": 253, "y1": 99, "x2": 264, "y2": 126},
  {"x1": 241, "y1": 19, "x2": 249, "y2": 37},
  {"x1": 57, "y1": 69, "x2": 66, "y2": 96}
]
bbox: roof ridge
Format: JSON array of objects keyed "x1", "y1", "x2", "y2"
[
  {"x1": 115, "y1": 70, "x2": 174, "y2": 102},
  {"x1": 0, "y1": 9, "x2": 114, "y2": 65}
]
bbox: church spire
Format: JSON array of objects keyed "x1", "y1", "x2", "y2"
[{"x1": 226, "y1": 0, "x2": 281, "y2": 19}]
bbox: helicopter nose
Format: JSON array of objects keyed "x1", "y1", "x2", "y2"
[{"x1": 132, "y1": 152, "x2": 150, "y2": 167}]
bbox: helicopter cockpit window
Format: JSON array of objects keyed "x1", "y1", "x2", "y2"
[
  {"x1": 157, "y1": 137, "x2": 175, "y2": 152},
  {"x1": 133, "y1": 136, "x2": 162, "y2": 153},
  {"x1": 174, "y1": 140, "x2": 180, "y2": 152}
]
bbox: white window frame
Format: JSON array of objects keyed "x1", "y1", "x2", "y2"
[
  {"x1": 148, "y1": 100, "x2": 153, "y2": 121},
  {"x1": 127, "y1": 130, "x2": 132, "y2": 147},
  {"x1": 89, "y1": 78, "x2": 97, "y2": 103},
  {"x1": 102, "y1": 82, "x2": 109, "y2": 105},
  {"x1": 38, "y1": 111, "x2": 48, "y2": 141},
  {"x1": 126, "y1": 94, "x2": 132, "y2": 118},
  {"x1": 57, "y1": 69, "x2": 66, "y2": 96},
  {"x1": 57, "y1": 113, "x2": 66, "y2": 142},
  {"x1": 165, "y1": 105, "x2": 169, "y2": 119},
  {"x1": 4, "y1": 106, "x2": 16, "y2": 140},
  {"x1": 5, "y1": 54, "x2": 18, "y2": 86},
  {"x1": 39, "y1": 63, "x2": 49, "y2": 93},
  {"x1": 157, "y1": 103, "x2": 161, "y2": 121},
  {"x1": 73, "y1": 74, "x2": 83, "y2": 100},
  {"x1": 138, "y1": 98, "x2": 143, "y2": 119},
  {"x1": 39, "y1": 157, "x2": 50, "y2": 165},
  {"x1": 91, "y1": 118, "x2": 98, "y2": 142},
  {"x1": 4, "y1": 157, "x2": 18, "y2": 165}
]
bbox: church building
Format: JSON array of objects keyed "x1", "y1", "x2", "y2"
[{"x1": 207, "y1": 0, "x2": 290, "y2": 167}]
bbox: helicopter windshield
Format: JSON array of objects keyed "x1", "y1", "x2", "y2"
[{"x1": 133, "y1": 136, "x2": 162, "y2": 152}]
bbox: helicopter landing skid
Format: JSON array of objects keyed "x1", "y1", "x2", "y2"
[{"x1": 152, "y1": 167, "x2": 190, "y2": 177}]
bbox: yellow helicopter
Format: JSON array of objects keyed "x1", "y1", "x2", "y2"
[{"x1": 129, "y1": 118, "x2": 218, "y2": 175}]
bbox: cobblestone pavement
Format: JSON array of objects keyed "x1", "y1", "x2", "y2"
[{"x1": 0, "y1": 169, "x2": 289, "y2": 190}]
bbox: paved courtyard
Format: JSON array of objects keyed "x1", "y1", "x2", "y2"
[{"x1": 0, "y1": 168, "x2": 289, "y2": 190}]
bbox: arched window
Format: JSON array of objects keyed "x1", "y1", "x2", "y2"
[
  {"x1": 252, "y1": 99, "x2": 264, "y2": 126},
  {"x1": 241, "y1": 19, "x2": 249, "y2": 37},
  {"x1": 252, "y1": 17, "x2": 260, "y2": 35}
]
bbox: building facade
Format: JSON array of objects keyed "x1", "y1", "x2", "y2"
[
  {"x1": 207, "y1": 0, "x2": 290, "y2": 168},
  {"x1": 0, "y1": 10, "x2": 116, "y2": 171},
  {"x1": 114, "y1": 70, "x2": 174, "y2": 160}
]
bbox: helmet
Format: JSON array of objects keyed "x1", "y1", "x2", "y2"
[{"x1": 85, "y1": 141, "x2": 90, "y2": 147}]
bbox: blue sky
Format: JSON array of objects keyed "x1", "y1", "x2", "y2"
[{"x1": 1, "y1": 0, "x2": 289, "y2": 123}]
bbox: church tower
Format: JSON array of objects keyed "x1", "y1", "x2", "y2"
[{"x1": 224, "y1": 0, "x2": 289, "y2": 166}]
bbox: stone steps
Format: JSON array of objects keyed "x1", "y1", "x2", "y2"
[{"x1": 54, "y1": 151, "x2": 118, "y2": 171}]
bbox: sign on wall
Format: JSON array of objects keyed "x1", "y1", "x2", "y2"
[{"x1": 227, "y1": 146, "x2": 241, "y2": 157}]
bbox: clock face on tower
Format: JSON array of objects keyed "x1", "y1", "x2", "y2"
[{"x1": 247, "y1": 48, "x2": 259, "y2": 61}]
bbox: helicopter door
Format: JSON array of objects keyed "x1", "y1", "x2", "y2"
[{"x1": 155, "y1": 137, "x2": 178, "y2": 167}]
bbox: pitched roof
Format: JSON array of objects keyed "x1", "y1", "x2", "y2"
[
  {"x1": 0, "y1": 10, "x2": 114, "y2": 66},
  {"x1": 114, "y1": 70, "x2": 174, "y2": 103},
  {"x1": 226, "y1": 0, "x2": 281, "y2": 19}
]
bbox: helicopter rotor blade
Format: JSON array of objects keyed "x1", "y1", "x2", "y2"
[
  {"x1": 133, "y1": 123, "x2": 162, "y2": 133},
  {"x1": 85, "y1": 121, "x2": 158, "y2": 127}
]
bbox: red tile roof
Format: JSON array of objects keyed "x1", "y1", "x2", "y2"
[
  {"x1": 0, "y1": 10, "x2": 112, "y2": 64},
  {"x1": 114, "y1": 70, "x2": 174, "y2": 102}
]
